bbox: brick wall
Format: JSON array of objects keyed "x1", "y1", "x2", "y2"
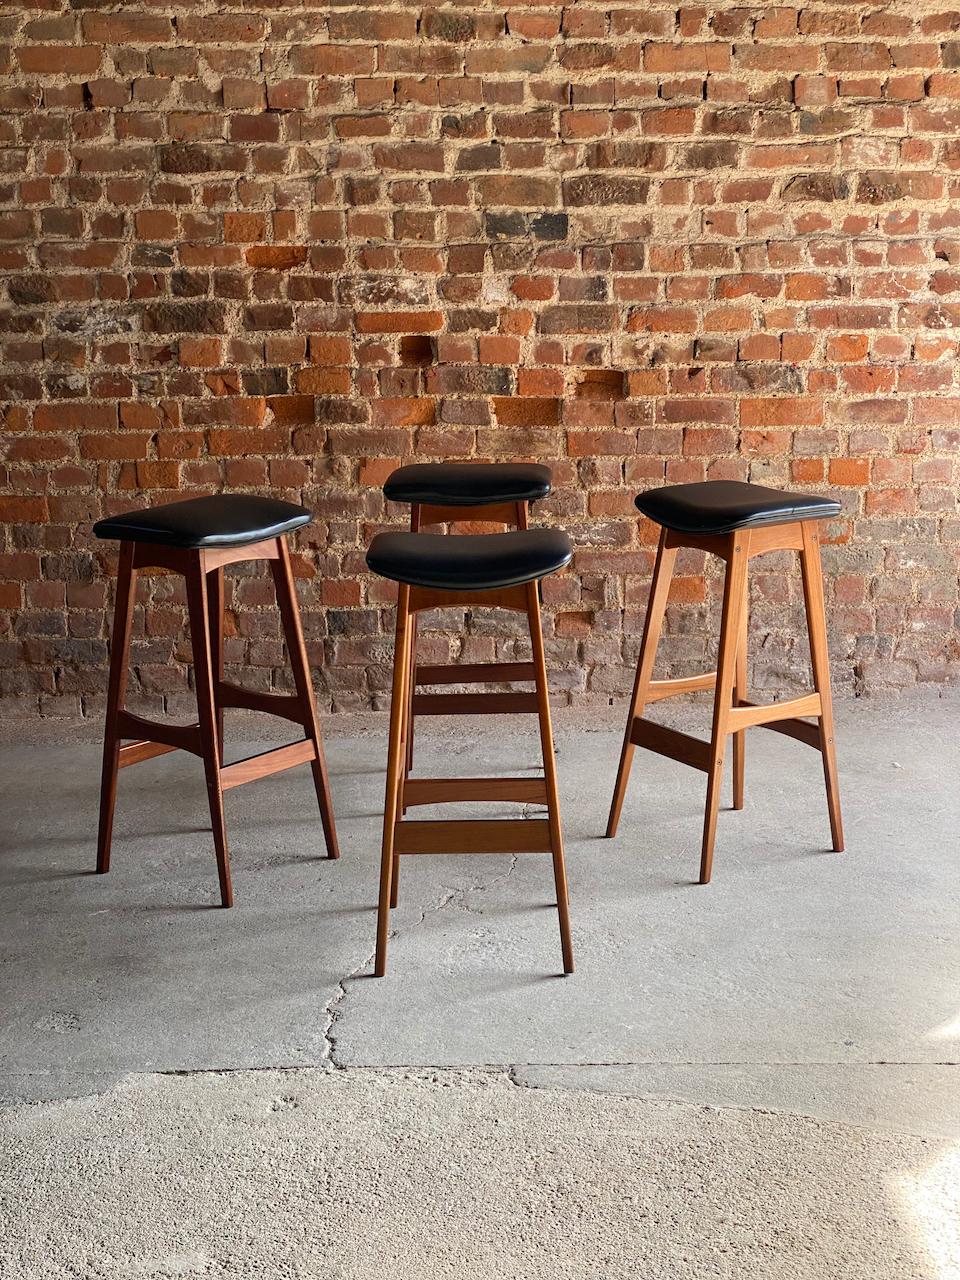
[{"x1": 1, "y1": 2, "x2": 958, "y2": 719}]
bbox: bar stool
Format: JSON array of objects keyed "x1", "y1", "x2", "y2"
[
  {"x1": 606, "y1": 480, "x2": 844, "y2": 884},
  {"x1": 383, "y1": 461, "x2": 552, "y2": 784},
  {"x1": 365, "y1": 525, "x2": 574, "y2": 976},
  {"x1": 93, "y1": 494, "x2": 340, "y2": 906}
]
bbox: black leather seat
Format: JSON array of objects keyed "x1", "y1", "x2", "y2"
[
  {"x1": 366, "y1": 528, "x2": 572, "y2": 591},
  {"x1": 383, "y1": 461, "x2": 552, "y2": 507},
  {"x1": 636, "y1": 480, "x2": 840, "y2": 536},
  {"x1": 93, "y1": 494, "x2": 311, "y2": 549}
]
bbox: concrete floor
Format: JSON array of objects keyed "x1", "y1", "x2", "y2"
[{"x1": 1, "y1": 691, "x2": 959, "y2": 1277}]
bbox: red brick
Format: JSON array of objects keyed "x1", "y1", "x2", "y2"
[
  {"x1": 35, "y1": 403, "x2": 118, "y2": 432},
  {"x1": 223, "y1": 212, "x2": 267, "y2": 243},
  {"x1": 370, "y1": 398, "x2": 435, "y2": 427},
  {"x1": 0, "y1": 496, "x2": 48, "y2": 523},
  {"x1": 295, "y1": 367, "x2": 351, "y2": 395},
  {"x1": 492, "y1": 397, "x2": 560, "y2": 426},
  {"x1": 829, "y1": 459, "x2": 870, "y2": 486},
  {"x1": 82, "y1": 13, "x2": 172, "y2": 42},
  {"x1": 245, "y1": 246, "x2": 308, "y2": 269},
  {"x1": 827, "y1": 334, "x2": 869, "y2": 362},
  {"x1": 178, "y1": 15, "x2": 266, "y2": 42},
  {"x1": 291, "y1": 45, "x2": 376, "y2": 76},
  {"x1": 659, "y1": 398, "x2": 736, "y2": 424},
  {"x1": 567, "y1": 431, "x2": 637, "y2": 456},
  {"x1": 355, "y1": 311, "x2": 444, "y2": 334},
  {"x1": 17, "y1": 46, "x2": 102, "y2": 75},
  {"x1": 865, "y1": 488, "x2": 916, "y2": 515},
  {"x1": 740, "y1": 398, "x2": 824, "y2": 427},
  {"x1": 644, "y1": 43, "x2": 731, "y2": 72}
]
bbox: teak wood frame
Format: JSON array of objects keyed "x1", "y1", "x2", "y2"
[
  {"x1": 402, "y1": 497, "x2": 530, "y2": 787},
  {"x1": 606, "y1": 519, "x2": 844, "y2": 884},
  {"x1": 375, "y1": 570, "x2": 573, "y2": 978},
  {"x1": 96, "y1": 535, "x2": 339, "y2": 906}
]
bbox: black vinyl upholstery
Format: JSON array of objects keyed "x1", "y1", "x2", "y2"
[
  {"x1": 93, "y1": 494, "x2": 312, "y2": 549},
  {"x1": 636, "y1": 480, "x2": 840, "y2": 535},
  {"x1": 366, "y1": 528, "x2": 572, "y2": 591},
  {"x1": 383, "y1": 461, "x2": 552, "y2": 507}
]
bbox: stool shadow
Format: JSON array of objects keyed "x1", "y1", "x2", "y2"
[
  {"x1": 140, "y1": 902, "x2": 217, "y2": 914},
  {"x1": 3, "y1": 868, "x2": 96, "y2": 886}
]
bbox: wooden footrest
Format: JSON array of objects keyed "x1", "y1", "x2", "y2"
[
  {"x1": 216, "y1": 680, "x2": 304, "y2": 724},
  {"x1": 630, "y1": 719, "x2": 712, "y2": 772},
  {"x1": 394, "y1": 818, "x2": 553, "y2": 855},
  {"x1": 728, "y1": 693, "x2": 822, "y2": 733},
  {"x1": 403, "y1": 776, "x2": 547, "y2": 807},
  {"x1": 116, "y1": 710, "x2": 202, "y2": 757},
  {"x1": 412, "y1": 691, "x2": 538, "y2": 717},
  {"x1": 219, "y1": 739, "x2": 317, "y2": 790},
  {"x1": 735, "y1": 700, "x2": 822, "y2": 748},
  {"x1": 117, "y1": 740, "x2": 179, "y2": 769},
  {"x1": 646, "y1": 672, "x2": 717, "y2": 703}
]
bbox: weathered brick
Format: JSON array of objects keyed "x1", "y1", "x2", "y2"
[
  {"x1": 81, "y1": 14, "x2": 172, "y2": 43},
  {"x1": 563, "y1": 175, "x2": 650, "y2": 206},
  {"x1": 159, "y1": 144, "x2": 247, "y2": 175},
  {"x1": 184, "y1": 14, "x2": 266, "y2": 42},
  {"x1": 144, "y1": 302, "x2": 227, "y2": 334},
  {"x1": 740, "y1": 398, "x2": 824, "y2": 427}
]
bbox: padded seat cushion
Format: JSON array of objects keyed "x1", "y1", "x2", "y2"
[
  {"x1": 366, "y1": 528, "x2": 572, "y2": 591},
  {"x1": 636, "y1": 480, "x2": 840, "y2": 536},
  {"x1": 93, "y1": 494, "x2": 312, "y2": 549},
  {"x1": 383, "y1": 461, "x2": 552, "y2": 507}
]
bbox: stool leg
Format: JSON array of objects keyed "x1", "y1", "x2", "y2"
[
  {"x1": 800, "y1": 522, "x2": 844, "y2": 853},
  {"x1": 271, "y1": 539, "x2": 340, "y2": 860},
  {"x1": 732, "y1": 594, "x2": 748, "y2": 811},
  {"x1": 392, "y1": 610, "x2": 415, "y2": 908},
  {"x1": 185, "y1": 556, "x2": 233, "y2": 908},
  {"x1": 375, "y1": 585, "x2": 413, "y2": 977},
  {"x1": 207, "y1": 565, "x2": 225, "y2": 765},
  {"x1": 527, "y1": 581, "x2": 574, "y2": 975},
  {"x1": 401, "y1": 615, "x2": 418, "y2": 812},
  {"x1": 96, "y1": 542, "x2": 137, "y2": 874},
  {"x1": 700, "y1": 533, "x2": 749, "y2": 885},
  {"x1": 606, "y1": 531, "x2": 678, "y2": 838},
  {"x1": 403, "y1": 504, "x2": 421, "y2": 793}
]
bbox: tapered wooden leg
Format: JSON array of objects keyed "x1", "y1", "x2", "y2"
[
  {"x1": 732, "y1": 571, "x2": 748, "y2": 812},
  {"x1": 527, "y1": 582, "x2": 574, "y2": 974},
  {"x1": 391, "y1": 612, "x2": 413, "y2": 909},
  {"x1": 403, "y1": 504, "x2": 421, "y2": 790},
  {"x1": 606, "y1": 531, "x2": 678, "y2": 838},
  {"x1": 96, "y1": 542, "x2": 137, "y2": 874},
  {"x1": 404, "y1": 614, "x2": 417, "y2": 780},
  {"x1": 375, "y1": 585, "x2": 413, "y2": 977},
  {"x1": 700, "y1": 532, "x2": 749, "y2": 885},
  {"x1": 271, "y1": 539, "x2": 340, "y2": 860},
  {"x1": 401, "y1": 613, "x2": 418, "y2": 816},
  {"x1": 207, "y1": 565, "x2": 225, "y2": 764},
  {"x1": 185, "y1": 556, "x2": 233, "y2": 908},
  {"x1": 800, "y1": 522, "x2": 844, "y2": 853}
]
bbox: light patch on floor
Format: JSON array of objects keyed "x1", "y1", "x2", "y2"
[{"x1": 2, "y1": 1067, "x2": 957, "y2": 1280}]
